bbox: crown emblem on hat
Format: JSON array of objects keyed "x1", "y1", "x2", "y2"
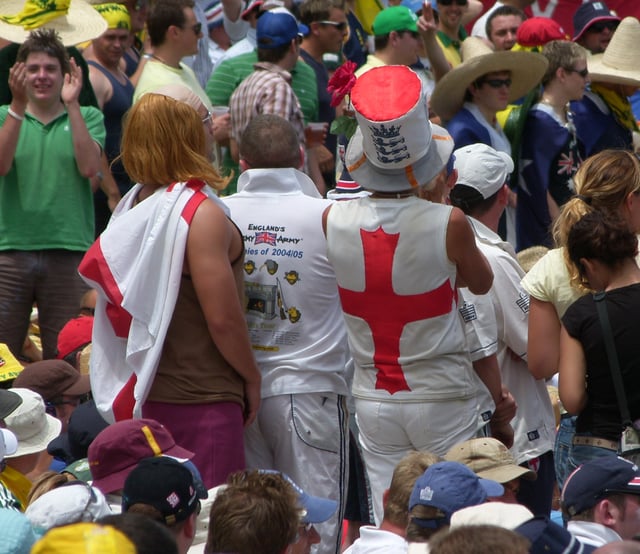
[{"x1": 420, "y1": 486, "x2": 434, "y2": 501}]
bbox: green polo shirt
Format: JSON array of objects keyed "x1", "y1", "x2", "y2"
[{"x1": 206, "y1": 51, "x2": 319, "y2": 194}]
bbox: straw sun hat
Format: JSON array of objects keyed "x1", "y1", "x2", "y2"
[
  {"x1": 588, "y1": 17, "x2": 640, "y2": 88},
  {"x1": 0, "y1": 0, "x2": 107, "y2": 46},
  {"x1": 430, "y1": 36, "x2": 548, "y2": 121}
]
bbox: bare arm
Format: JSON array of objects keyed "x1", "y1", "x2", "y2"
[
  {"x1": 86, "y1": 65, "x2": 112, "y2": 111},
  {"x1": 446, "y1": 207, "x2": 493, "y2": 294},
  {"x1": 558, "y1": 325, "x2": 588, "y2": 415},
  {"x1": 418, "y1": 5, "x2": 450, "y2": 82},
  {"x1": 187, "y1": 199, "x2": 262, "y2": 425},
  {"x1": 527, "y1": 297, "x2": 561, "y2": 380},
  {"x1": 0, "y1": 61, "x2": 27, "y2": 176},
  {"x1": 62, "y1": 58, "x2": 101, "y2": 178},
  {"x1": 222, "y1": 0, "x2": 243, "y2": 22}
]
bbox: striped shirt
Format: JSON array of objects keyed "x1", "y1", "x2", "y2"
[
  {"x1": 229, "y1": 62, "x2": 306, "y2": 146},
  {"x1": 206, "y1": 51, "x2": 318, "y2": 124}
]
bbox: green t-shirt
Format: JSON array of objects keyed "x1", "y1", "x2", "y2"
[
  {"x1": 0, "y1": 105, "x2": 106, "y2": 251},
  {"x1": 206, "y1": 51, "x2": 319, "y2": 195}
]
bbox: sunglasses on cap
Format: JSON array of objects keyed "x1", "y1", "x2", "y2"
[
  {"x1": 587, "y1": 20, "x2": 619, "y2": 33},
  {"x1": 438, "y1": 0, "x2": 468, "y2": 6},
  {"x1": 478, "y1": 78, "x2": 512, "y2": 89},
  {"x1": 318, "y1": 20, "x2": 348, "y2": 32}
]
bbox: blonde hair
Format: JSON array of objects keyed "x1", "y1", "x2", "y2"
[
  {"x1": 119, "y1": 94, "x2": 227, "y2": 190},
  {"x1": 552, "y1": 150, "x2": 640, "y2": 290},
  {"x1": 384, "y1": 451, "x2": 441, "y2": 528}
]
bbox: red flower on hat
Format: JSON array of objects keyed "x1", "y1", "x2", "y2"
[{"x1": 328, "y1": 60, "x2": 357, "y2": 108}]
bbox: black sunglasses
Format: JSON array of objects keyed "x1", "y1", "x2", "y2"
[
  {"x1": 566, "y1": 67, "x2": 589, "y2": 78},
  {"x1": 587, "y1": 20, "x2": 619, "y2": 33},
  {"x1": 479, "y1": 78, "x2": 512, "y2": 89},
  {"x1": 185, "y1": 22, "x2": 202, "y2": 34},
  {"x1": 438, "y1": 0, "x2": 468, "y2": 6}
]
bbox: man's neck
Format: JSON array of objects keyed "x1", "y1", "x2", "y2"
[
  {"x1": 378, "y1": 519, "x2": 407, "y2": 538},
  {"x1": 300, "y1": 39, "x2": 324, "y2": 63},
  {"x1": 472, "y1": 101, "x2": 498, "y2": 127},
  {"x1": 151, "y1": 44, "x2": 183, "y2": 68},
  {"x1": 27, "y1": 98, "x2": 65, "y2": 124},
  {"x1": 373, "y1": 48, "x2": 401, "y2": 66},
  {"x1": 438, "y1": 22, "x2": 460, "y2": 41}
]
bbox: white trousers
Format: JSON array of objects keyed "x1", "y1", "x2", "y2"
[
  {"x1": 244, "y1": 393, "x2": 349, "y2": 554},
  {"x1": 355, "y1": 395, "x2": 486, "y2": 525}
]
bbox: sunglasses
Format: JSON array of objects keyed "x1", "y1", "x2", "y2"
[
  {"x1": 202, "y1": 111, "x2": 213, "y2": 125},
  {"x1": 479, "y1": 78, "x2": 512, "y2": 89},
  {"x1": 185, "y1": 22, "x2": 202, "y2": 34},
  {"x1": 318, "y1": 20, "x2": 347, "y2": 31},
  {"x1": 586, "y1": 20, "x2": 619, "y2": 33},
  {"x1": 566, "y1": 67, "x2": 589, "y2": 78},
  {"x1": 438, "y1": 0, "x2": 468, "y2": 6}
]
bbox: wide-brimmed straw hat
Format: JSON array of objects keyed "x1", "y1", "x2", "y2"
[
  {"x1": 345, "y1": 65, "x2": 454, "y2": 193},
  {"x1": 587, "y1": 17, "x2": 640, "y2": 87},
  {"x1": 0, "y1": 0, "x2": 107, "y2": 46},
  {"x1": 430, "y1": 37, "x2": 548, "y2": 121}
]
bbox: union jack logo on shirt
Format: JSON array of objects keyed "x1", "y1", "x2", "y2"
[{"x1": 255, "y1": 231, "x2": 277, "y2": 246}]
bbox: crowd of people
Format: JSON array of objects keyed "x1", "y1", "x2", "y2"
[{"x1": 1, "y1": 0, "x2": 640, "y2": 552}]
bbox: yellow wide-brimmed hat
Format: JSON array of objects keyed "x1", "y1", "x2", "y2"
[{"x1": 0, "y1": 0, "x2": 107, "y2": 46}]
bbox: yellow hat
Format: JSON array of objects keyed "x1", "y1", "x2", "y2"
[
  {"x1": 31, "y1": 523, "x2": 136, "y2": 554},
  {"x1": 0, "y1": 0, "x2": 108, "y2": 46},
  {"x1": 0, "y1": 344, "x2": 23, "y2": 383},
  {"x1": 94, "y1": 3, "x2": 130, "y2": 31}
]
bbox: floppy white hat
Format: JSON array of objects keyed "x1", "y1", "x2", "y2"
[
  {"x1": 4, "y1": 388, "x2": 62, "y2": 458},
  {"x1": 430, "y1": 37, "x2": 548, "y2": 121},
  {"x1": 345, "y1": 65, "x2": 454, "y2": 193},
  {"x1": 0, "y1": 0, "x2": 107, "y2": 46},
  {"x1": 588, "y1": 17, "x2": 640, "y2": 87}
]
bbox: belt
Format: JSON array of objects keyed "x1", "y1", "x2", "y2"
[{"x1": 572, "y1": 435, "x2": 618, "y2": 451}]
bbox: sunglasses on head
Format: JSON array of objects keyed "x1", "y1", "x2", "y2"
[
  {"x1": 318, "y1": 20, "x2": 348, "y2": 32},
  {"x1": 438, "y1": 0, "x2": 468, "y2": 6},
  {"x1": 587, "y1": 20, "x2": 618, "y2": 33},
  {"x1": 478, "y1": 78, "x2": 512, "y2": 89}
]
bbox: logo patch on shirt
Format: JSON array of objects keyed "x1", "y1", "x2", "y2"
[
  {"x1": 527, "y1": 430, "x2": 540, "y2": 441},
  {"x1": 459, "y1": 302, "x2": 477, "y2": 322},
  {"x1": 516, "y1": 292, "x2": 529, "y2": 314},
  {"x1": 481, "y1": 410, "x2": 492, "y2": 422}
]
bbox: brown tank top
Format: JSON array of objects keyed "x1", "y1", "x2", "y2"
[{"x1": 148, "y1": 236, "x2": 246, "y2": 406}]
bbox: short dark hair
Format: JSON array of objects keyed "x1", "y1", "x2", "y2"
[
  {"x1": 147, "y1": 0, "x2": 195, "y2": 46},
  {"x1": 567, "y1": 210, "x2": 638, "y2": 282},
  {"x1": 449, "y1": 184, "x2": 500, "y2": 217},
  {"x1": 240, "y1": 114, "x2": 301, "y2": 169},
  {"x1": 17, "y1": 29, "x2": 70, "y2": 75},
  {"x1": 98, "y1": 514, "x2": 179, "y2": 554},
  {"x1": 486, "y1": 5, "x2": 526, "y2": 38},
  {"x1": 298, "y1": 0, "x2": 346, "y2": 26},
  {"x1": 256, "y1": 41, "x2": 293, "y2": 63},
  {"x1": 206, "y1": 470, "x2": 300, "y2": 554},
  {"x1": 374, "y1": 33, "x2": 391, "y2": 51}
]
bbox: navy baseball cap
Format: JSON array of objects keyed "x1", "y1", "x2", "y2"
[
  {"x1": 515, "y1": 516, "x2": 586, "y2": 554},
  {"x1": 408, "y1": 461, "x2": 504, "y2": 528},
  {"x1": 257, "y1": 9, "x2": 308, "y2": 49},
  {"x1": 572, "y1": 1, "x2": 620, "y2": 41},
  {"x1": 562, "y1": 456, "x2": 640, "y2": 517}
]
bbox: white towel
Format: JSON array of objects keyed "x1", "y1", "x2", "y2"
[{"x1": 79, "y1": 180, "x2": 228, "y2": 422}]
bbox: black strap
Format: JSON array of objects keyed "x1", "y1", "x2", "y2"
[{"x1": 594, "y1": 291, "x2": 633, "y2": 427}]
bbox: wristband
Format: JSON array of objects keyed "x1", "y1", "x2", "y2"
[
  {"x1": 7, "y1": 108, "x2": 24, "y2": 121},
  {"x1": 142, "y1": 53, "x2": 153, "y2": 60}
]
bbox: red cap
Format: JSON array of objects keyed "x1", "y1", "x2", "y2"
[
  {"x1": 57, "y1": 316, "x2": 94, "y2": 359},
  {"x1": 516, "y1": 17, "x2": 567, "y2": 48}
]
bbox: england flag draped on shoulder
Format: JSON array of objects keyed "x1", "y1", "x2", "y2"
[{"x1": 78, "y1": 180, "x2": 229, "y2": 423}]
